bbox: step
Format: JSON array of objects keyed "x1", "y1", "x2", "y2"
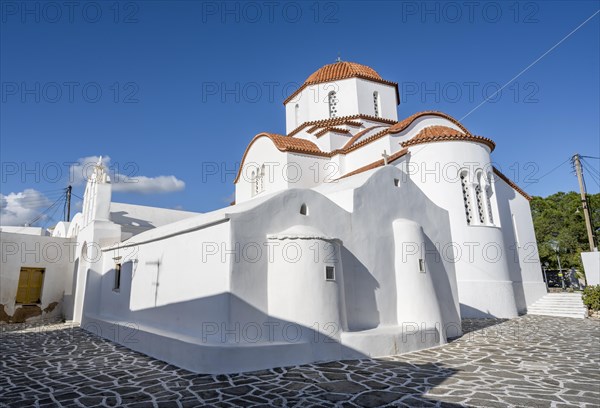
[
  {"x1": 528, "y1": 309, "x2": 587, "y2": 314},
  {"x1": 531, "y1": 305, "x2": 585, "y2": 309},
  {"x1": 528, "y1": 312, "x2": 586, "y2": 319},
  {"x1": 528, "y1": 304, "x2": 586, "y2": 308},
  {"x1": 526, "y1": 292, "x2": 587, "y2": 319}
]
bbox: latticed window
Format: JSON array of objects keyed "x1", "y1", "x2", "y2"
[
  {"x1": 475, "y1": 183, "x2": 485, "y2": 224},
  {"x1": 485, "y1": 173, "x2": 494, "y2": 224},
  {"x1": 328, "y1": 91, "x2": 338, "y2": 118},
  {"x1": 460, "y1": 171, "x2": 473, "y2": 225},
  {"x1": 259, "y1": 164, "x2": 265, "y2": 193},
  {"x1": 373, "y1": 91, "x2": 380, "y2": 117},
  {"x1": 251, "y1": 170, "x2": 257, "y2": 197}
]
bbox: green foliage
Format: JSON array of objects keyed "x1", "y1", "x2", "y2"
[
  {"x1": 530, "y1": 192, "x2": 600, "y2": 272},
  {"x1": 582, "y1": 285, "x2": 600, "y2": 311}
]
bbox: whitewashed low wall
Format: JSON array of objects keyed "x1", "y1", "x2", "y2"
[{"x1": 582, "y1": 252, "x2": 600, "y2": 286}]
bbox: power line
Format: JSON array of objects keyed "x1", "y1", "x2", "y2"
[
  {"x1": 523, "y1": 157, "x2": 572, "y2": 188},
  {"x1": 42, "y1": 200, "x2": 64, "y2": 230},
  {"x1": 581, "y1": 157, "x2": 600, "y2": 176},
  {"x1": 26, "y1": 196, "x2": 65, "y2": 226}
]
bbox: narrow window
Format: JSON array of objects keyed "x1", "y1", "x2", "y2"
[
  {"x1": 251, "y1": 170, "x2": 257, "y2": 197},
  {"x1": 394, "y1": 178, "x2": 400, "y2": 187},
  {"x1": 373, "y1": 91, "x2": 380, "y2": 117},
  {"x1": 328, "y1": 91, "x2": 338, "y2": 118},
  {"x1": 300, "y1": 203, "x2": 308, "y2": 215},
  {"x1": 16, "y1": 268, "x2": 44, "y2": 304},
  {"x1": 325, "y1": 266, "x2": 335, "y2": 281},
  {"x1": 418, "y1": 259, "x2": 426, "y2": 273},
  {"x1": 460, "y1": 170, "x2": 473, "y2": 225},
  {"x1": 475, "y1": 172, "x2": 485, "y2": 224},
  {"x1": 259, "y1": 164, "x2": 265, "y2": 193},
  {"x1": 294, "y1": 104, "x2": 300, "y2": 127},
  {"x1": 485, "y1": 172, "x2": 494, "y2": 224},
  {"x1": 114, "y1": 263, "x2": 122, "y2": 291}
]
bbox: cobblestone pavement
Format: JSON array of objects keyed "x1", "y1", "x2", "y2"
[{"x1": 0, "y1": 315, "x2": 598, "y2": 407}]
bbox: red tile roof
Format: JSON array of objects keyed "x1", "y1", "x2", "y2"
[
  {"x1": 305, "y1": 61, "x2": 382, "y2": 83},
  {"x1": 288, "y1": 114, "x2": 395, "y2": 137},
  {"x1": 307, "y1": 120, "x2": 362, "y2": 134},
  {"x1": 337, "y1": 148, "x2": 409, "y2": 180},
  {"x1": 233, "y1": 133, "x2": 327, "y2": 183},
  {"x1": 388, "y1": 111, "x2": 471, "y2": 135},
  {"x1": 314, "y1": 127, "x2": 351, "y2": 138},
  {"x1": 283, "y1": 61, "x2": 399, "y2": 105},
  {"x1": 342, "y1": 125, "x2": 388, "y2": 149},
  {"x1": 342, "y1": 111, "x2": 474, "y2": 153},
  {"x1": 235, "y1": 112, "x2": 490, "y2": 183},
  {"x1": 401, "y1": 125, "x2": 496, "y2": 151}
]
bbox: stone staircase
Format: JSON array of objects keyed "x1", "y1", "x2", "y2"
[{"x1": 527, "y1": 293, "x2": 588, "y2": 319}]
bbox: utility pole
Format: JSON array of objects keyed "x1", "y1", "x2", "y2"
[
  {"x1": 572, "y1": 154, "x2": 596, "y2": 251},
  {"x1": 66, "y1": 185, "x2": 72, "y2": 222}
]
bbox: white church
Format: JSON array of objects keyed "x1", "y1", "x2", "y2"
[{"x1": 0, "y1": 61, "x2": 547, "y2": 373}]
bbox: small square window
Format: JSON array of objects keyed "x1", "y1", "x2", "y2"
[
  {"x1": 418, "y1": 259, "x2": 426, "y2": 273},
  {"x1": 325, "y1": 266, "x2": 335, "y2": 281},
  {"x1": 114, "y1": 263, "x2": 122, "y2": 291}
]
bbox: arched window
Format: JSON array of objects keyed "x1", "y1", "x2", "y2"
[
  {"x1": 300, "y1": 203, "x2": 308, "y2": 215},
  {"x1": 328, "y1": 91, "x2": 338, "y2": 118},
  {"x1": 460, "y1": 170, "x2": 473, "y2": 225},
  {"x1": 475, "y1": 171, "x2": 485, "y2": 224},
  {"x1": 373, "y1": 91, "x2": 380, "y2": 117},
  {"x1": 294, "y1": 104, "x2": 300, "y2": 128}
]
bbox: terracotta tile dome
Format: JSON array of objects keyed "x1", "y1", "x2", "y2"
[
  {"x1": 284, "y1": 60, "x2": 398, "y2": 105},
  {"x1": 304, "y1": 61, "x2": 382, "y2": 85}
]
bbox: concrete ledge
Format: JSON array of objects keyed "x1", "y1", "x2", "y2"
[
  {"x1": 83, "y1": 314, "x2": 316, "y2": 374},
  {"x1": 340, "y1": 325, "x2": 445, "y2": 359}
]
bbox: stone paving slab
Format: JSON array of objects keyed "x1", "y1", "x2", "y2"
[{"x1": 0, "y1": 315, "x2": 599, "y2": 407}]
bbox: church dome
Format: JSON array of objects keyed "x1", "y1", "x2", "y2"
[
  {"x1": 303, "y1": 61, "x2": 382, "y2": 85},
  {"x1": 284, "y1": 60, "x2": 398, "y2": 105}
]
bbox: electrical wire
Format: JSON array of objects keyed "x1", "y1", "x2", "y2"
[{"x1": 523, "y1": 157, "x2": 572, "y2": 188}]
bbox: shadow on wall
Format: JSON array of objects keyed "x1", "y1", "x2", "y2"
[
  {"x1": 423, "y1": 234, "x2": 461, "y2": 338},
  {"x1": 494, "y1": 181, "x2": 528, "y2": 313},
  {"x1": 341, "y1": 246, "x2": 380, "y2": 331},
  {"x1": 80, "y1": 264, "x2": 451, "y2": 374},
  {"x1": 62, "y1": 258, "x2": 79, "y2": 321},
  {"x1": 109, "y1": 211, "x2": 157, "y2": 235},
  {"x1": 460, "y1": 303, "x2": 498, "y2": 319}
]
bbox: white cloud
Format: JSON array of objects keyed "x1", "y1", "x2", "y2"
[
  {"x1": 0, "y1": 189, "x2": 52, "y2": 226},
  {"x1": 112, "y1": 175, "x2": 185, "y2": 194},
  {"x1": 69, "y1": 156, "x2": 185, "y2": 194}
]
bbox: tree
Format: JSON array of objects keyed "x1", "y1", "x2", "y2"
[{"x1": 531, "y1": 192, "x2": 600, "y2": 273}]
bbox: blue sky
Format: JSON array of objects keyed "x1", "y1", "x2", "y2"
[{"x1": 1, "y1": 0, "x2": 599, "y2": 226}]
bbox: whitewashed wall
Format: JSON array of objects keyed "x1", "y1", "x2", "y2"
[
  {"x1": 404, "y1": 138, "x2": 521, "y2": 318},
  {"x1": 0, "y1": 231, "x2": 74, "y2": 321},
  {"x1": 495, "y1": 178, "x2": 548, "y2": 312},
  {"x1": 81, "y1": 166, "x2": 461, "y2": 373},
  {"x1": 284, "y1": 78, "x2": 397, "y2": 133}
]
